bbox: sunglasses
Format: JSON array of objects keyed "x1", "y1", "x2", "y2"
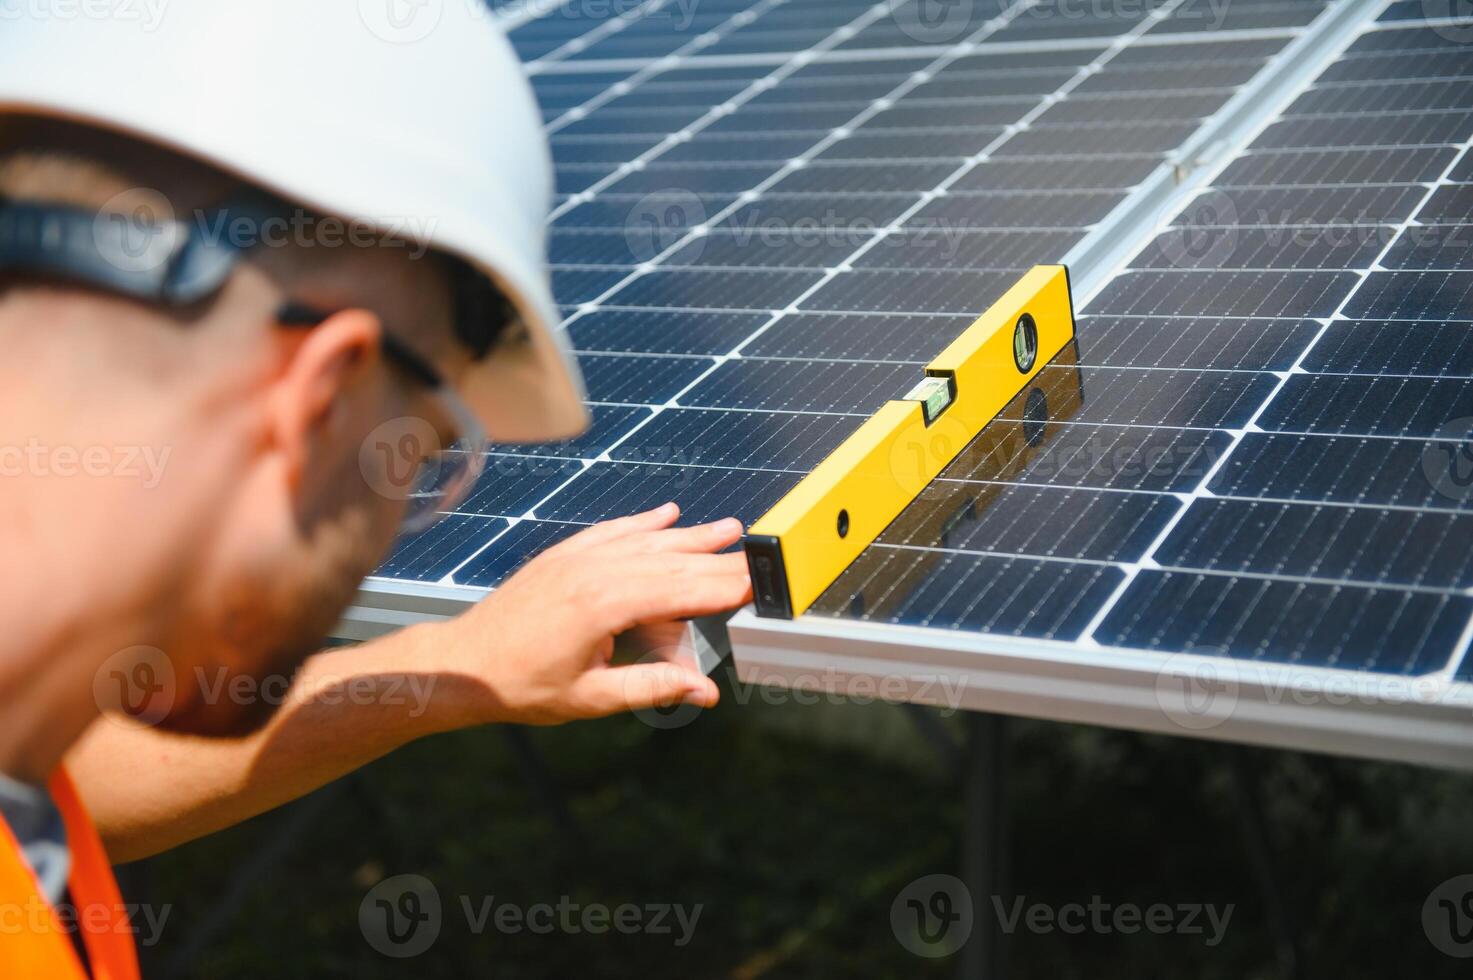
[
  {"x1": 277, "y1": 304, "x2": 488, "y2": 534},
  {"x1": 0, "y1": 195, "x2": 497, "y2": 535}
]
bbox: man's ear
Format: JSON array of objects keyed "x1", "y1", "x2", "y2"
[{"x1": 268, "y1": 308, "x2": 382, "y2": 490}]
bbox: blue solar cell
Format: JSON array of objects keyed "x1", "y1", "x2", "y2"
[
  {"x1": 744, "y1": 312, "x2": 973, "y2": 361},
  {"x1": 879, "y1": 483, "x2": 1181, "y2": 563},
  {"x1": 1216, "y1": 146, "x2": 1460, "y2": 185},
  {"x1": 494, "y1": 404, "x2": 653, "y2": 458},
  {"x1": 455, "y1": 521, "x2": 583, "y2": 588},
  {"x1": 1416, "y1": 183, "x2": 1473, "y2": 223},
  {"x1": 799, "y1": 268, "x2": 1014, "y2": 314},
  {"x1": 576, "y1": 353, "x2": 714, "y2": 403},
  {"x1": 1207, "y1": 433, "x2": 1470, "y2": 511},
  {"x1": 663, "y1": 230, "x2": 874, "y2": 270},
  {"x1": 1172, "y1": 185, "x2": 1426, "y2": 225},
  {"x1": 813, "y1": 549, "x2": 1125, "y2": 638},
  {"x1": 601, "y1": 268, "x2": 826, "y2": 309},
  {"x1": 1253, "y1": 110, "x2": 1473, "y2": 149},
  {"x1": 1341, "y1": 271, "x2": 1473, "y2": 320},
  {"x1": 1257, "y1": 375, "x2": 1473, "y2": 437},
  {"x1": 682, "y1": 358, "x2": 916, "y2": 413},
  {"x1": 1155, "y1": 498, "x2": 1473, "y2": 589},
  {"x1": 551, "y1": 267, "x2": 630, "y2": 304},
  {"x1": 603, "y1": 164, "x2": 778, "y2": 195},
  {"x1": 1098, "y1": 571, "x2": 1472, "y2": 674},
  {"x1": 1303, "y1": 320, "x2": 1473, "y2": 376},
  {"x1": 944, "y1": 422, "x2": 1235, "y2": 494},
  {"x1": 458, "y1": 457, "x2": 583, "y2": 518},
  {"x1": 567, "y1": 309, "x2": 770, "y2": 354},
  {"x1": 535, "y1": 461, "x2": 799, "y2": 526},
  {"x1": 376, "y1": 515, "x2": 509, "y2": 583},
  {"x1": 1089, "y1": 270, "x2": 1362, "y2": 318},
  {"x1": 1076, "y1": 317, "x2": 1318, "y2": 371},
  {"x1": 910, "y1": 190, "x2": 1124, "y2": 228},
  {"x1": 1381, "y1": 224, "x2": 1473, "y2": 270},
  {"x1": 611, "y1": 407, "x2": 855, "y2": 471},
  {"x1": 719, "y1": 193, "x2": 922, "y2": 230},
  {"x1": 857, "y1": 228, "x2": 1086, "y2": 270}
]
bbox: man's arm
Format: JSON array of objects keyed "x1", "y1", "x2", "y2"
[{"x1": 67, "y1": 505, "x2": 749, "y2": 862}]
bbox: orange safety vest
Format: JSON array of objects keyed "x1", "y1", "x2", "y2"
[{"x1": 0, "y1": 768, "x2": 141, "y2": 980}]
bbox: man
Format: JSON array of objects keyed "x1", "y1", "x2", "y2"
[{"x1": 0, "y1": 3, "x2": 749, "y2": 975}]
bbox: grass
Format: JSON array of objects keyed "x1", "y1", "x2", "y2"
[{"x1": 130, "y1": 665, "x2": 1473, "y2": 978}]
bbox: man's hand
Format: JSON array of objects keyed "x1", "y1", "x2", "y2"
[
  {"x1": 430, "y1": 502, "x2": 751, "y2": 727},
  {"x1": 69, "y1": 502, "x2": 751, "y2": 860}
]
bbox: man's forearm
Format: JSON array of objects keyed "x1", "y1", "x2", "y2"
[{"x1": 67, "y1": 621, "x2": 480, "y2": 863}]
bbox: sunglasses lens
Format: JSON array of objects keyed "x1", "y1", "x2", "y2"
[{"x1": 399, "y1": 446, "x2": 485, "y2": 535}]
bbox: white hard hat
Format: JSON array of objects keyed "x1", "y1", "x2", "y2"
[{"x1": 0, "y1": 0, "x2": 588, "y2": 442}]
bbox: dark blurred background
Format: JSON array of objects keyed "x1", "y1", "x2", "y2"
[{"x1": 125, "y1": 662, "x2": 1473, "y2": 978}]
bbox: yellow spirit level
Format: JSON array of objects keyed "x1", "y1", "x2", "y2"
[{"x1": 742, "y1": 265, "x2": 1078, "y2": 619}]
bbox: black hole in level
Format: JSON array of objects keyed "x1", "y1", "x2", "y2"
[{"x1": 837, "y1": 509, "x2": 850, "y2": 538}]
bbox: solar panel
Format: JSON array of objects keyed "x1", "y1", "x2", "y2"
[{"x1": 350, "y1": 0, "x2": 1473, "y2": 765}]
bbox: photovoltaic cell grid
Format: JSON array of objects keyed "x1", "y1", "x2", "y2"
[
  {"x1": 811, "y1": 10, "x2": 1473, "y2": 680},
  {"x1": 376, "y1": 0, "x2": 1473, "y2": 686},
  {"x1": 376, "y1": 0, "x2": 1321, "y2": 587}
]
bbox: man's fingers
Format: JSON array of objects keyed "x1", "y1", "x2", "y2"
[
  {"x1": 577, "y1": 661, "x2": 720, "y2": 717},
  {"x1": 542, "y1": 502, "x2": 680, "y2": 558},
  {"x1": 600, "y1": 517, "x2": 745, "y2": 558},
  {"x1": 589, "y1": 559, "x2": 753, "y2": 634}
]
